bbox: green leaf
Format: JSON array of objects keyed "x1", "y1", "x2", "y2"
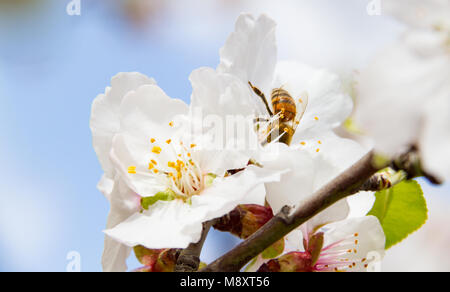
[
  {"x1": 141, "y1": 189, "x2": 176, "y2": 210},
  {"x1": 367, "y1": 180, "x2": 428, "y2": 249}
]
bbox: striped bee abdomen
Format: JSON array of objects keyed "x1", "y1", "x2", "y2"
[{"x1": 271, "y1": 88, "x2": 296, "y2": 122}]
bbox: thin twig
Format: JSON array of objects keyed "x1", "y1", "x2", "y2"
[{"x1": 174, "y1": 221, "x2": 213, "y2": 272}]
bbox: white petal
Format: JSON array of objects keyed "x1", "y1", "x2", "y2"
[
  {"x1": 421, "y1": 91, "x2": 450, "y2": 181},
  {"x1": 105, "y1": 200, "x2": 203, "y2": 249},
  {"x1": 110, "y1": 134, "x2": 167, "y2": 197},
  {"x1": 90, "y1": 73, "x2": 155, "y2": 177},
  {"x1": 97, "y1": 174, "x2": 114, "y2": 200},
  {"x1": 118, "y1": 84, "x2": 189, "y2": 144},
  {"x1": 301, "y1": 199, "x2": 350, "y2": 240},
  {"x1": 218, "y1": 13, "x2": 277, "y2": 106},
  {"x1": 318, "y1": 216, "x2": 385, "y2": 272},
  {"x1": 189, "y1": 165, "x2": 282, "y2": 226},
  {"x1": 274, "y1": 61, "x2": 353, "y2": 137},
  {"x1": 292, "y1": 132, "x2": 367, "y2": 174},
  {"x1": 110, "y1": 84, "x2": 189, "y2": 196},
  {"x1": 105, "y1": 166, "x2": 281, "y2": 250},
  {"x1": 261, "y1": 144, "x2": 315, "y2": 214},
  {"x1": 356, "y1": 38, "x2": 448, "y2": 156},
  {"x1": 102, "y1": 179, "x2": 141, "y2": 272},
  {"x1": 347, "y1": 191, "x2": 376, "y2": 219},
  {"x1": 383, "y1": 0, "x2": 450, "y2": 29},
  {"x1": 189, "y1": 67, "x2": 256, "y2": 116},
  {"x1": 284, "y1": 229, "x2": 304, "y2": 253}
]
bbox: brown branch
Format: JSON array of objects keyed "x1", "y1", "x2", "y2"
[
  {"x1": 200, "y1": 151, "x2": 383, "y2": 272},
  {"x1": 174, "y1": 221, "x2": 213, "y2": 272}
]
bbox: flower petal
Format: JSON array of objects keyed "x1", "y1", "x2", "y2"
[
  {"x1": 218, "y1": 13, "x2": 277, "y2": 109},
  {"x1": 421, "y1": 91, "x2": 450, "y2": 181},
  {"x1": 104, "y1": 200, "x2": 203, "y2": 249},
  {"x1": 356, "y1": 38, "x2": 448, "y2": 156},
  {"x1": 190, "y1": 67, "x2": 256, "y2": 116},
  {"x1": 188, "y1": 165, "x2": 282, "y2": 227},
  {"x1": 274, "y1": 61, "x2": 353, "y2": 137},
  {"x1": 90, "y1": 73, "x2": 156, "y2": 177},
  {"x1": 318, "y1": 216, "x2": 385, "y2": 272},
  {"x1": 110, "y1": 84, "x2": 189, "y2": 197},
  {"x1": 383, "y1": 0, "x2": 450, "y2": 29},
  {"x1": 102, "y1": 179, "x2": 141, "y2": 272},
  {"x1": 261, "y1": 143, "x2": 315, "y2": 214}
]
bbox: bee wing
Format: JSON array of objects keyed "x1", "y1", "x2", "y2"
[{"x1": 293, "y1": 91, "x2": 309, "y2": 131}]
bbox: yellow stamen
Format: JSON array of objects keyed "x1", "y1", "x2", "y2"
[
  {"x1": 150, "y1": 138, "x2": 156, "y2": 143},
  {"x1": 148, "y1": 163, "x2": 154, "y2": 170},
  {"x1": 169, "y1": 121, "x2": 174, "y2": 127},
  {"x1": 316, "y1": 148, "x2": 320, "y2": 153},
  {"x1": 315, "y1": 116, "x2": 319, "y2": 121},
  {"x1": 152, "y1": 146, "x2": 162, "y2": 154},
  {"x1": 151, "y1": 159, "x2": 157, "y2": 165},
  {"x1": 166, "y1": 139, "x2": 172, "y2": 144},
  {"x1": 318, "y1": 140, "x2": 322, "y2": 145},
  {"x1": 300, "y1": 142, "x2": 306, "y2": 146},
  {"x1": 128, "y1": 166, "x2": 136, "y2": 174},
  {"x1": 190, "y1": 144, "x2": 197, "y2": 148}
]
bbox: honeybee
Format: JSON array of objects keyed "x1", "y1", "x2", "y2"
[{"x1": 249, "y1": 81, "x2": 308, "y2": 146}]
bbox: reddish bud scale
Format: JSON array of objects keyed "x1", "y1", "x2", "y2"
[
  {"x1": 133, "y1": 246, "x2": 180, "y2": 272},
  {"x1": 213, "y1": 204, "x2": 274, "y2": 239},
  {"x1": 257, "y1": 252, "x2": 313, "y2": 272}
]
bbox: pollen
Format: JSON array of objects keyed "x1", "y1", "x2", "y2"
[
  {"x1": 299, "y1": 98, "x2": 303, "y2": 103},
  {"x1": 150, "y1": 138, "x2": 156, "y2": 143},
  {"x1": 318, "y1": 140, "x2": 322, "y2": 145},
  {"x1": 152, "y1": 146, "x2": 162, "y2": 154},
  {"x1": 153, "y1": 169, "x2": 159, "y2": 174},
  {"x1": 151, "y1": 159, "x2": 158, "y2": 165},
  {"x1": 169, "y1": 121, "x2": 174, "y2": 127},
  {"x1": 316, "y1": 148, "x2": 320, "y2": 153},
  {"x1": 148, "y1": 163, "x2": 154, "y2": 170},
  {"x1": 354, "y1": 233, "x2": 359, "y2": 237},
  {"x1": 128, "y1": 166, "x2": 137, "y2": 174},
  {"x1": 190, "y1": 144, "x2": 197, "y2": 148},
  {"x1": 315, "y1": 116, "x2": 319, "y2": 121},
  {"x1": 168, "y1": 161, "x2": 176, "y2": 168},
  {"x1": 166, "y1": 139, "x2": 172, "y2": 144},
  {"x1": 300, "y1": 142, "x2": 306, "y2": 146},
  {"x1": 355, "y1": 240, "x2": 359, "y2": 244}
]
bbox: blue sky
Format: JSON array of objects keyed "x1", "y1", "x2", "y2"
[{"x1": 0, "y1": 0, "x2": 448, "y2": 272}]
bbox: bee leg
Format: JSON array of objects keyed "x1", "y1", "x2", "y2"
[
  {"x1": 248, "y1": 81, "x2": 274, "y2": 116},
  {"x1": 254, "y1": 117, "x2": 270, "y2": 123}
]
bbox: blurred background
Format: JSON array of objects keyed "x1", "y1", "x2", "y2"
[{"x1": 0, "y1": 0, "x2": 448, "y2": 272}]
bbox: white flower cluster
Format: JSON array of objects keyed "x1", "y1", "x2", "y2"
[{"x1": 90, "y1": 0, "x2": 447, "y2": 272}]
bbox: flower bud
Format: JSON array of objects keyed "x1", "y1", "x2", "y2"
[
  {"x1": 133, "y1": 246, "x2": 181, "y2": 272},
  {"x1": 213, "y1": 204, "x2": 274, "y2": 239},
  {"x1": 257, "y1": 252, "x2": 313, "y2": 272}
]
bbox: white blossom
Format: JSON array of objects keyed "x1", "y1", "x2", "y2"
[
  {"x1": 102, "y1": 80, "x2": 281, "y2": 254},
  {"x1": 356, "y1": 0, "x2": 450, "y2": 181}
]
